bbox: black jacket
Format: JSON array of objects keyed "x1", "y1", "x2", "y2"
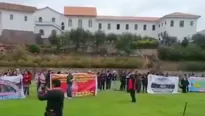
[{"x1": 38, "y1": 88, "x2": 64, "y2": 116}]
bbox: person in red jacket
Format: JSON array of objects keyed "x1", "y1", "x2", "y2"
[
  {"x1": 23, "y1": 71, "x2": 32, "y2": 96},
  {"x1": 127, "y1": 73, "x2": 136, "y2": 103}
]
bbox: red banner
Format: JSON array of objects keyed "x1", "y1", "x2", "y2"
[{"x1": 50, "y1": 73, "x2": 97, "y2": 97}]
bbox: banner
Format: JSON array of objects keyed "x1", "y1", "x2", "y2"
[
  {"x1": 189, "y1": 77, "x2": 205, "y2": 92},
  {"x1": 0, "y1": 75, "x2": 25, "y2": 100},
  {"x1": 147, "y1": 74, "x2": 179, "y2": 94},
  {"x1": 50, "y1": 73, "x2": 97, "y2": 97}
]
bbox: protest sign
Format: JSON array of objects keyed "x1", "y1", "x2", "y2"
[
  {"x1": 147, "y1": 74, "x2": 179, "y2": 94},
  {"x1": 0, "y1": 75, "x2": 25, "y2": 100},
  {"x1": 50, "y1": 73, "x2": 97, "y2": 97},
  {"x1": 189, "y1": 77, "x2": 205, "y2": 92}
]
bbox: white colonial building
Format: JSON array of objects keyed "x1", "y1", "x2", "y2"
[{"x1": 0, "y1": 2, "x2": 201, "y2": 44}]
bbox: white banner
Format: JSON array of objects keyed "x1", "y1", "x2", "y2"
[
  {"x1": 0, "y1": 75, "x2": 25, "y2": 100},
  {"x1": 147, "y1": 74, "x2": 179, "y2": 94}
]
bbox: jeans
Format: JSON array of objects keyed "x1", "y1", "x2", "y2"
[
  {"x1": 67, "y1": 84, "x2": 72, "y2": 97},
  {"x1": 24, "y1": 87, "x2": 30, "y2": 96}
]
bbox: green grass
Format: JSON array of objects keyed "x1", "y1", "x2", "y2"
[{"x1": 0, "y1": 84, "x2": 205, "y2": 116}]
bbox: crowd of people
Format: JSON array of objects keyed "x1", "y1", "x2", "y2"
[{"x1": 0, "y1": 69, "x2": 204, "y2": 97}]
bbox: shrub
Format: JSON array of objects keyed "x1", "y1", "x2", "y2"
[
  {"x1": 0, "y1": 54, "x2": 143, "y2": 68},
  {"x1": 28, "y1": 44, "x2": 41, "y2": 53},
  {"x1": 179, "y1": 62, "x2": 205, "y2": 71},
  {"x1": 158, "y1": 44, "x2": 205, "y2": 61},
  {"x1": 136, "y1": 39, "x2": 159, "y2": 49}
]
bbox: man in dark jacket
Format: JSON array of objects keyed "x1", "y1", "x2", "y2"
[
  {"x1": 45, "y1": 70, "x2": 51, "y2": 88},
  {"x1": 127, "y1": 73, "x2": 136, "y2": 103},
  {"x1": 38, "y1": 79, "x2": 64, "y2": 116},
  {"x1": 66, "y1": 72, "x2": 73, "y2": 99},
  {"x1": 106, "y1": 71, "x2": 112, "y2": 90}
]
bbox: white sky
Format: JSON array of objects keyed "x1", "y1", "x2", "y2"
[{"x1": 1, "y1": 0, "x2": 205, "y2": 31}]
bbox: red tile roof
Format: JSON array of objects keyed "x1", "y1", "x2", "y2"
[
  {"x1": 0, "y1": 2, "x2": 37, "y2": 13},
  {"x1": 97, "y1": 16, "x2": 160, "y2": 21},
  {"x1": 64, "y1": 6, "x2": 97, "y2": 16}
]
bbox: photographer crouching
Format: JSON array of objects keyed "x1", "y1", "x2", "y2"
[{"x1": 38, "y1": 79, "x2": 64, "y2": 116}]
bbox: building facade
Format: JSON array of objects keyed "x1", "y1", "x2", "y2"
[{"x1": 0, "y1": 2, "x2": 201, "y2": 44}]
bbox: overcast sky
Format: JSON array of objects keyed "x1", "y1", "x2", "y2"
[{"x1": 1, "y1": 0, "x2": 205, "y2": 31}]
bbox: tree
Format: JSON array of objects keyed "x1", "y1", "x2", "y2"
[
  {"x1": 115, "y1": 33, "x2": 134, "y2": 55},
  {"x1": 106, "y1": 33, "x2": 117, "y2": 43},
  {"x1": 92, "y1": 30, "x2": 106, "y2": 53},
  {"x1": 161, "y1": 32, "x2": 177, "y2": 46},
  {"x1": 192, "y1": 33, "x2": 205, "y2": 48},
  {"x1": 48, "y1": 31, "x2": 65, "y2": 51},
  {"x1": 181, "y1": 37, "x2": 189, "y2": 47},
  {"x1": 69, "y1": 28, "x2": 88, "y2": 51}
]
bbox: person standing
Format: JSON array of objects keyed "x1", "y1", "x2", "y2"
[
  {"x1": 45, "y1": 70, "x2": 51, "y2": 88},
  {"x1": 106, "y1": 71, "x2": 112, "y2": 90},
  {"x1": 66, "y1": 72, "x2": 73, "y2": 99},
  {"x1": 127, "y1": 73, "x2": 136, "y2": 103},
  {"x1": 142, "y1": 74, "x2": 148, "y2": 93},
  {"x1": 120, "y1": 71, "x2": 126, "y2": 91},
  {"x1": 35, "y1": 71, "x2": 46, "y2": 92},
  {"x1": 38, "y1": 79, "x2": 64, "y2": 116},
  {"x1": 23, "y1": 71, "x2": 32, "y2": 96},
  {"x1": 100, "y1": 71, "x2": 106, "y2": 90}
]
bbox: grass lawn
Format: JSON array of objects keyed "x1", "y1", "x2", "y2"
[{"x1": 0, "y1": 84, "x2": 205, "y2": 116}]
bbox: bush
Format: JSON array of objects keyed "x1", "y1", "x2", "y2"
[
  {"x1": 136, "y1": 39, "x2": 159, "y2": 49},
  {"x1": 179, "y1": 62, "x2": 205, "y2": 71},
  {"x1": 0, "y1": 54, "x2": 143, "y2": 68},
  {"x1": 158, "y1": 44, "x2": 205, "y2": 61},
  {"x1": 28, "y1": 44, "x2": 41, "y2": 53}
]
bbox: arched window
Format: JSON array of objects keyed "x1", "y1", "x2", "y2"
[
  {"x1": 39, "y1": 17, "x2": 43, "y2": 22},
  {"x1": 68, "y1": 18, "x2": 72, "y2": 26},
  {"x1": 51, "y1": 30, "x2": 57, "y2": 35},
  {"x1": 39, "y1": 29, "x2": 44, "y2": 35},
  {"x1": 88, "y1": 19, "x2": 92, "y2": 27},
  {"x1": 78, "y1": 19, "x2": 82, "y2": 28},
  {"x1": 52, "y1": 17, "x2": 55, "y2": 22}
]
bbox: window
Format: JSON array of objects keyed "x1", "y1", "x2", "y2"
[
  {"x1": 162, "y1": 23, "x2": 163, "y2": 26},
  {"x1": 116, "y1": 24, "x2": 120, "y2": 30},
  {"x1": 51, "y1": 30, "x2": 57, "y2": 35},
  {"x1": 152, "y1": 25, "x2": 156, "y2": 31},
  {"x1": 52, "y1": 17, "x2": 55, "y2": 22},
  {"x1": 190, "y1": 21, "x2": 194, "y2": 26},
  {"x1": 179, "y1": 20, "x2": 184, "y2": 27},
  {"x1": 107, "y1": 23, "x2": 111, "y2": 30},
  {"x1": 39, "y1": 17, "x2": 43, "y2": 22},
  {"x1": 88, "y1": 19, "x2": 92, "y2": 27},
  {"x1": 24, "y1": 16, "x2": 27, "y2": 21},
  {"x1": 39, "y1": 29, "x2": 44, "y2": 35},
  {"x1": 61, "y1": 22, "x2": 65, "y2": 30},
  {"x1": 143, "y1": 25, "x2": 147, "y2": 30},
  {"x1": 125, "y1": 24, "x2": 129, "y2": 30},
  {"x1": 134, "y1": 24, "x2": 138, "y2": 30},
  {"x1": 78, "y1": 19, "x2": 82, "y2": 28},
  {"x1": 165, "y1": 21, "x2": 167, "y2": 25},
  {"x1": 68, "y1": 18, "x2": 72, "y2": 26},
  {"x1": 10, "y1": 14, "x2": 13, "y2": 20},
  {"x1": 158, "y1": 24, "x2": 160, "y2": 28},
  {"x1": 98, "y1": 23, "x2": 102, "y2": 29},
  {"x1": 170, "y1": 20, "x2": 174, "y2": 27}
]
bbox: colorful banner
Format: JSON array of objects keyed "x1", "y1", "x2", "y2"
[
  {"x1": 189, "y1": 77, "x2": 205, "y2": 92},
  {"x1": 147, "y1": 74, "x2": 179, "y2": 94},
  {"x1": 50, "y1": 73, "x2": 97, "y2": 97},
  {"x1": 0, "y1": 75, "x2": 25, "y2": 100}
]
